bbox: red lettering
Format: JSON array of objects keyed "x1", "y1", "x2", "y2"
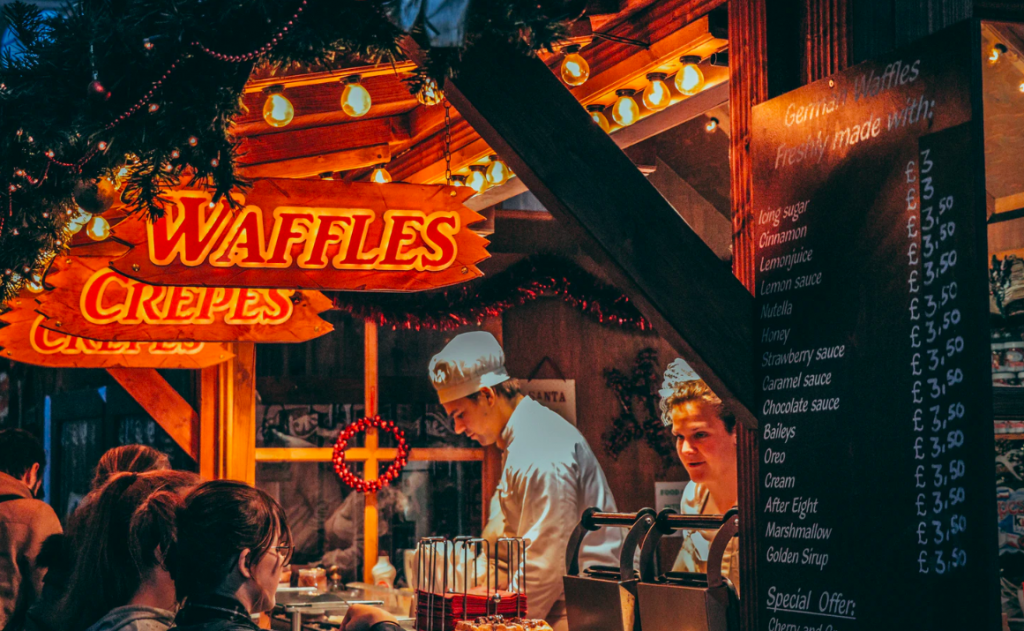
[
  {"x1": 300, "y1": 214, "x2": 353, "y2": 268},
  {"x1": 333, "y1": 212, "x2": 379, "y2": 268},
  {"x1": 123, "y1": 283, "x2": 167, "y2": 324},
  {"x1": 210, "y1": 207, "x2": 267, "y2": 266},
  {"x1": 421, "y1": 213, "x2": 459, "y2": 271},
  {"x1": 148, "y1": 195, "x2": 233, "y2": 265},
  {"x1": 163, "y1": 286, "x2": 197, "y2": 323},
  {"x1": 377, "y1": 212, "x2": 424, "y2": 269},
  {"x1": 30, "y1": 317, "x2": 67, "y2": 353},
  {"x1": 80, "y1": 269, "x2": 128, "y2": 324},
  {"x1": 227, "y1": 288, "x2": 261, "y2": 324},
  {"x1": 263, "y1": 290, "x2": 293, "y2": 323},
  {"x1": 266, "y1": 210, "x2": 314, "y2": 266}
]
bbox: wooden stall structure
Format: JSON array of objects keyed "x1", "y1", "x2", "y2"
[{"x1": 8, "y1": 0, "x2": 1023, "y2": 622}]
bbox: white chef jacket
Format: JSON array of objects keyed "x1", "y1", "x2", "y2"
[{"x1": 495, "y1": 396, "x2": 623, "y2": 623}]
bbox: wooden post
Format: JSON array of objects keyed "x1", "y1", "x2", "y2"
[
  {"x1": 195, "y1": 343, "x2": 257, "y2": 483},
  {"x1": 364, "y1": 321, "x2": 379, "y2": 584},
  {"x1": 198, "y1": 366, "x2": 218, "y2": 480},
  {"x1": 729, "y1": 1, "x2": 768, "y2": 627}
]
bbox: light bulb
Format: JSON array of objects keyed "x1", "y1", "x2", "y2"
[
  {"x1": 262, "y1": 86, "x2": 294, "y2": 128},
  {"x1": 416, "y1": 78, "x2": 443, "y2": 106},
  {"x1": 643, "y1": 73, "x2": 671, "y2": 111},
  {"x1": 26, "y1": 273, "x2": 43, "y2": 293},
  {"x1": 451, "y1": 175, "x2": 467, "y2": 187},
  {"x1": 1019, "y1": 81, "x2": 1024, "y2": 94},
  {"x1": 612, "y1": 89, "x2": 639, "y2": 127},
  {"x1": 370, "y1": 165, "x2": 392, "y2": 183},
  {"x1": 485, "y1": 155, "x2": 510, "y2": 187},
  {"x1": 341, "y1": 75, "x2": 372, "y2": 117},
  {"x1": 705, "y1": 117, "x2": 719, "y2": 133},
  {"x1": 86, "y1": 215, "x2": 110, "y2": 241},
  {"x1": 991, "y1": 44, "x2": 1008, "y2": 64},
  {"x1": 68, "y1": 207, "x2": 92, "y2": 234},
  {"x1": 560, "y1": 45, "x2": 590, "y2": 87},
  {"x1": 586, "y1": 104, "x2": 611, "y2": 133},
  {"x1": 466, "y1": 166, "x2": 489, "y2": 194},
  {"x1": 675, "y1": 56, "x2": 706, "y2": 96}
]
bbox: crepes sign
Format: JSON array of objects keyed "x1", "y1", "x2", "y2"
[
  {"x1": 35, "y1": 255, "x2": 334, "y2": 343},
  {"x1": 0, "y1": 304, "x2": 232, "y2": 368},
  {"x1": 110, "y1": 179, "x2": 490, "y2": 292}
]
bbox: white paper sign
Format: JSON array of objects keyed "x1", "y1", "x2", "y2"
[
  {"x1": 655, "y1": 481, "x2": 688, "y2": 537},
  {"x1": 519, "y1": 379, "x2": 577, "y2": 425}
]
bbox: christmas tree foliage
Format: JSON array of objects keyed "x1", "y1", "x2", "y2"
[{"x1": 0, "y1": 0, "x2": 576, "y2": 302}]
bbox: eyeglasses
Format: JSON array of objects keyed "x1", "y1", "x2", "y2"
[{"x1": 273, "y1": 544, "x2": 294, "y2": 562}]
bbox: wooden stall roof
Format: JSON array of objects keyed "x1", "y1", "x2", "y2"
[{"x1": 231, "y1": 0, "x2": 729, "y2": 193}]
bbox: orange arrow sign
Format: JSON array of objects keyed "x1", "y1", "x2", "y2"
[
  {"x1": 35, "y1": 255, "x2": 334, "y2": 343},
  {"x1": 0, "y1": 306, "x2": 232, "y2": 369},
  {"x1": 110, "y1": 179, "x2": 490, "y2": 292}
]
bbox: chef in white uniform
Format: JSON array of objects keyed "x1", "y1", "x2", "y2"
[{"x1": 429, "y1": 332, "x2": 623, "y2": 631}]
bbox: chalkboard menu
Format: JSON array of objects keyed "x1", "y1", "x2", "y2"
[{"x1": 751, "y1": 21, "x2": 999, "y2": 630}]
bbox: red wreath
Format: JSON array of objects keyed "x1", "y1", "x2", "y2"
[{"x1": 332, "y1": 415, "x2": 410, "y2": 493}]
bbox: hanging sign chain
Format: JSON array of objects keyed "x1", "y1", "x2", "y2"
[{"x1": 443, "y1": 99, "x2": 453, "y2": 186}]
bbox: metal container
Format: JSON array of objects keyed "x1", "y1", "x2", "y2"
[
  {"x1": 635, "y1": 509, "x2": 739, "y2": 631},
  {"x1": 563, "y1": 508, "x2": 656, "y2": 631}
]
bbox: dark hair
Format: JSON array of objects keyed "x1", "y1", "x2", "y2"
[
  {"x1": 57, "y1": 470, "x2": 200, "y2": 631},
  {"x1": 169, "y1": 481, "x2": 292, "y2": 601},
  {"x1": 466, "y1": 378, "x2": 522, "y2": 402},
  {"x1": 91, "y1": 444, "x2": 171, "y2": 490},
  {"x1": 0, "y1": 428, "x2": 46, "y2": 479}
]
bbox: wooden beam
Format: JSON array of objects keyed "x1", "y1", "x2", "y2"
[
  {"x1": 244, "y1": 61, "x2": 419, "y2": 94},
  {"x1": 238, "y1": 118, "x2": 403, "y2": 165},
  {"x1": 254, "y1": 447, "x2": 485, "y2": 462},
  {"x1": 353, "y1": 0, "x2": 726, "y2": 185},
  {"x1": 646, "y1": 157, "x2": 732, "y2": 259},
  {"x1": 107, "y1": 368, "x2": 199, "y2": 460},
  {"x1": 235, "y1": 72, "x2": 418, "y2": 135},
  {"x1": 459, "y1": 80, "x2": 730, "y2": 212},
  {"x1": 438, "y1": 38, "x2": 756, "y2": 429},
  {"x1": 255, "y1": 375, "x2": 438, "y2": 405},
  {"x1": 239, "y1": 143, "x2": 390, "y2": 179}
]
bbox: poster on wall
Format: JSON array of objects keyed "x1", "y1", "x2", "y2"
[{"x1": 519, "y1": 378, "x2": 577, "y2": 425}]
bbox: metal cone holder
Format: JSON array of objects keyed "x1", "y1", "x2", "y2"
[
  {"x1": 414, "y1": 535, "x2": 528, "y2": 631},
  {"x1": 563, "y1": 508, "x2": 657, "y2": 631},
  {"x1": 495, "y1": 537, "x2": 528, "y2": 619},
  {"x1": 635, "y1": 508, "x2": 739, "y2": 631}
]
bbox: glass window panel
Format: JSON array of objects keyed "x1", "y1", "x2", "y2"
[{"x1": 256, "y1": 461, "x2": 482, "y2": 586}]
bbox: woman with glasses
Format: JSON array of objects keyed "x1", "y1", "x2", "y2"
[{"x1": 169, "y1": 480, "x2": 400, "y2": 631}]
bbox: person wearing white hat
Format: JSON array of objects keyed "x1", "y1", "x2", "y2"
[
  {"x1": 658, "y1": 358, "x2": 739, "y2": 593},
  {"x1": 428, "y1": 331, "x2": 622, "y2": 631}
]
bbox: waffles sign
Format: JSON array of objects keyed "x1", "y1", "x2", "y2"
[{"x1": 111, "y1": 179, "x2": 490, "y2": 292}]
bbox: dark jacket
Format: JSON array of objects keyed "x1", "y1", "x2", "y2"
[
  {"x1": 0, "y1": 472, "x2": 62, "y2": 631},
  {"x1": 171, "y1": 595, "x2": 259, "y2": 631}
]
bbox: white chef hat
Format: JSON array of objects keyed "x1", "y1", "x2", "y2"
[
  {"x1": 659, "y1": 357, "x2": 703, "y2": 425},
  {"x1": 428, "y1": 331, "x2": 510, "y2": 404}
]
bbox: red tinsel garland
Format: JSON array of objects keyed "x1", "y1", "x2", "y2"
[
  {"x1": 330, "y1": 255, "x2": 654, "y2": 332},
  {"x1": 332, "y1": 415, "x2": 410, "y2": 493}
]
